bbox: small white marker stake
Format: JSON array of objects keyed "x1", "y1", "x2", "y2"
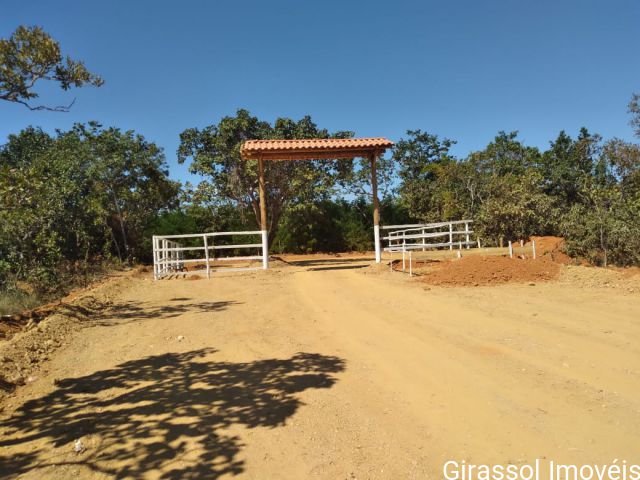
[
  {"x1": 508, "y1": 240, "x2": 513, "y2": 259},
  {"x1": 532, "y1": 240, "x2": 536, "y2": 259}
]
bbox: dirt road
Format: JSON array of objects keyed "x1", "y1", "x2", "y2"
[{"x1": 1, "y1": 257, "x2": 639, "y2": 479}]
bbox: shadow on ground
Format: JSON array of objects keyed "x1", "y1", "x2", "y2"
[
  {"x1": 97, "y1": 299, "x2": 240, "y2": 326},
  {"x1": 281, "y1": 257, "x2": 371, "y2": 272},
  {"x1": 0, "y1": 349, "x2": 345, "y2": 479}
]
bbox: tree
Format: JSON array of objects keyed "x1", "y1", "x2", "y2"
[
  {"x1": 629, "y1": 93, "x2": 640, "y2": 139},
  {"x1": 0, "y1": 123, "x2": 179, "y2": 292},
  {"x1": 339, "y1": 152, "x2": 396, "y2": 210},
  {"x1": 0, "y1": 25, "x2": 103, "y2": 111},
  {"x1": 394, "y1": 129, "x2": 458, "y2": 221},
  {"x1": 177, "y1": 109, "x2": 353, "y2": 244},
  {"x1": 476, "y1": 171, "x2": 556, "y2": 244},
  {"x1": 473, "y1": 131, "x2": 541, "y2": 177},
  {"x1": 562, "y1": 138, "x2": 640, "y2": 266},
  {"x1": 538, "y1": 129, "x2": 599, "y2": 206}
]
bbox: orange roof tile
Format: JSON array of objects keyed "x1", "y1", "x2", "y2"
[{"x1": 241, "y1": 137, "x2": 394, "y2": 160}]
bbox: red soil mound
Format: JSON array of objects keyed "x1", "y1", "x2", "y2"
[
  {"x1": 528, "y1": 236, "x2": 572, "y2": 264},
  {"x1": 421, "y1": 255, "x2": 561, "y2": 286}
]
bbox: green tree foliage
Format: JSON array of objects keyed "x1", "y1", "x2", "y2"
[
  {"x1": 476, "y1": 171, "x2": 556, "y2": 244},
  {"x1": 395, "y1": 130, "x2": 552, "y2": 244},
  {"x1": 0, "y1": 26, "x2": 103, "y2": 111},
  {"x1": 394, "y1": 130, "x2": 458, "y2": 221},
  {"x1": 3, "y1": 97, "x2": 640, "y2": 312},
  {"x1": 538, "y1": 128, "x2": 599, "y2": 205},
  {"x1": 561, "y1": 139, "x2": 640, "y2": 266},
  {"x1": 629, "y1": 93, "x2": 640, "y2": 139},
  {"x1": 270, "y1": 197, "x2": 409, "y2": 254},
  {"x1": 177, "y1": 109, "x2": 353, "y2": 244},
  {"x1": 395, "y1": 126, "x2": 640, "y2": 263},
  {"x1": 0, "y1": 124, "x2": 178, "y2": 294}
]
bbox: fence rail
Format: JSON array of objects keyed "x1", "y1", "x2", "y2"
[
  {"x1": 153, "y1": 230, "x2": 267, "y2": 279},
  {"x1": 384, "y1": 220, "x2": 474, "y2": 253}
]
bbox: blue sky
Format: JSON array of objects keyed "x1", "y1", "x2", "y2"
[{"x1": 2, "y1": 0, "x2": 638, "y2": 183}]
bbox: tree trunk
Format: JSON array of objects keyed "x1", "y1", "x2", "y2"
[
  {"x1": 111, "y1": 188, "x2": 129, "y2": 258},
  {"x1": 109, "y1": 224, "x2": 123, "y2": 262},
  {"x1": 600, "y1": 224, "x2": 607, "y2": 268}
]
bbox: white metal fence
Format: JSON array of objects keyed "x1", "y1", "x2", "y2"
[
  {"x1": 383, "y1": 220, "x2": 474, "y2": 253},
  {"x1": 152, "y1": 231, "x2": 267, "y2": 279}
]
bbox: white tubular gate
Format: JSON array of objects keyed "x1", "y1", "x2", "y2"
[
  {"x1": 152, "y1": 230, "x2": 266, "y2": 280},
  {"x1": 382, "y1": 220, "x2": 475, "y2": 253}
]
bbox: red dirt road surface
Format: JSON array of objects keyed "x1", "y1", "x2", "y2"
[{"x1": 1, "y1": 254, "x2": 639, "y2": 479}]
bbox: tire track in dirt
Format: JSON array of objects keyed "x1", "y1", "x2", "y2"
[{"x1": 289, "y1": 265, "x2": 640, "y2": 471}]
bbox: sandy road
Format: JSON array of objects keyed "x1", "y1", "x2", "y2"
[{"x1": 1, "y1": 258, "x2": 639, "y2": 479}]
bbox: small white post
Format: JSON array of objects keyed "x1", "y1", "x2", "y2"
[
  {"x1": 520, "y1": 239, "x2": 524, "y2": 248},
  {"x1": 409, "y1": 251, "x2": 413, "y2": 277},
  {"x1": 402, "y1": 246, "x2": 406, "y2": 272},
  {"x1": 203, "y1": 235, "x2": 211, "y2": 279},
  {"x1": 457, "y1": 250, "x2": 461, "y2": 259},
  {"x1": 458, "y1": 241, "x2": 462, "y2": 250},
  {"x1": 465, "y1": 222, "x2": 470, "y2": 249},
  {"x1": 402, "y1": 232, "x2": 406, "y2": 258},
  {"x1": 449, "y1": 223, "x2": 453, "y2": 250},
  {"x1": 532, "y1": 240, "x2": 536, "y2": 259},
  {"x1": 261, "y1": 230, "x2": 269, "y2": 269},
  {"x1": 163, "y1": 239, "x2": 168, "y2": 276},
  {"x1": 422, "y1": 228, "x2": 426, "y2": 251},
  {"x1": 508, "y1": 240, "x2": 513, "y2": 259},
  {"x1": 374, "y1": 225, "x2": 381, "y2": 263},
  {"x1": 477, "y1": 238, "x2": 481, "y2": 249}
]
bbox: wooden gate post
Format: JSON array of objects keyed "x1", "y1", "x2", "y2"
[
  {"x1": 258, "y1": 156, "x2": 269, "y2": 269},
  {"x1": 371, "y1": 153, "x2": 381, "y2": 263}
]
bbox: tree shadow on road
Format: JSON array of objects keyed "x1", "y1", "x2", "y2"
[
  {"x1": 281, "y1": 257, "x2": 372, "y2": 272},
  {"x1": 96, "y1": 299, "x2": 241, "y2": 325},
  {"x1": 0, "y1": 349, "x2": 345, "y2": 479}
]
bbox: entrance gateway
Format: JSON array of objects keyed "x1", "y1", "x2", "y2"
[
  {"x1": 152, "y1": 137, "x2": 395, "y2": 279},
  {"x1": 240, "y1": 137, "x2": 395, "y2": 267}
]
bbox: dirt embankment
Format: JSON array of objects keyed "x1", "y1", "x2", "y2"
[
  {"x1": 421, "y1": 255, "x2": 560, "y2": 286},
  {"x1": 0, "y1": 270, "x2": 136, "y2": 398},
  {"x1": 416, "y1": 236, "x2": 573, "y2": 286}
]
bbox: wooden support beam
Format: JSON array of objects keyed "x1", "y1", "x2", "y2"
[
  {"x1": 258, "y1": 157, "x2": 269, "y2": 269},
  {"x1": 371, "y1": 153, "x2": 381, "y2": 263}
]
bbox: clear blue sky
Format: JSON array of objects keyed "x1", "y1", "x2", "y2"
[{"x1": 2, "y1": 0, "x2": 638, "y2": 183}]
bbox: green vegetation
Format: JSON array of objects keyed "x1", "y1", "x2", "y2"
[
  {"x1": 1, "y1": 27, "x2": 639, "y2": 313},
  {"x1": 2, "y1": 107, "x2": 640, "y2": 312},
  {"x1": 3, "y1": 108, "x2": 639, "y2": 313},
  {"x1": 0, "y1": 123, "x2": 179, "y2": 312},
  {"x1": 1, "y1": 26, "x2": 103, "y2": 111},
  {"x1": 393, "y1": 126, "x2": 640, "y2": 265}
]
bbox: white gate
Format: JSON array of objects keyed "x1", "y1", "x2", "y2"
[
  {"x1": 382, "y1": 220, "x2": 474, "y2": 253},
  {"x1": 152, "y1": 230, "x2": 267, "y2": 280}
]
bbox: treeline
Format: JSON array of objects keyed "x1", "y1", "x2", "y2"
[
  {"x1": 1, "y1": 109, "x2": 640, "y2": 311},
  {"x1": 393, "y1": 128, "x2": 640, "y2": 266},
  {"x1": 0, "y1": 123, "x2": 178, "y2": 309}
]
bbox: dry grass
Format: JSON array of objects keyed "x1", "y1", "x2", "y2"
[{"x1": 0, "y1": 289, "x2": 43, "y2": 317}]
